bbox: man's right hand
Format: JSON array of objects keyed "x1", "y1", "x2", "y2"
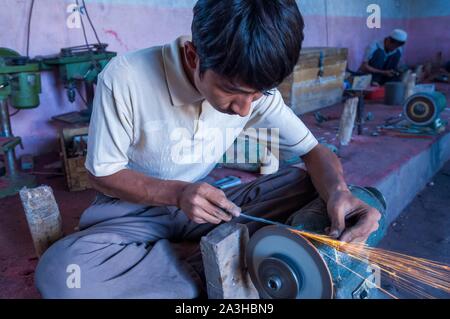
[{"x1": 177, "y1": 182, "x2": 241, "y2": 224}]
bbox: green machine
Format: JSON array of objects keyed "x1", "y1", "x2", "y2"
[
  {"x1": 403, "y1": 92, "x2": 447, "y2": 132},
  {"x1": 0, "y1": 44, "x2": 115, "y2": 197},
  {"x1": 38, "y1": 43, "x2": 116, "y2": 123},
  {"x1": 0, "y1": 48, "x2": 41, "y2": 198}
]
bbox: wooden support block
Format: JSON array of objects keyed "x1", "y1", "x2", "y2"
[
  {"x1": 338, "y1": 97, "x2": 359, "y2": 146},
  {"x1": 19, "y1": 186, "x2": 63, "y2": 257},
  {"x1": 200, "y1": 223, "x2": 259, "y2": 299},
  {"x1": 59, "y1": 126, "x2": 91, "y2": 192},
  {"x1": 279, "y1": 47, "x2": 348, "y2": 115}
]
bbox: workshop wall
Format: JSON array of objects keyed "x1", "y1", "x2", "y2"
[
  {"x1": 405, "y1": 0, "x2": 450, "y2": 66},
  {"x1": 0, "y1": 0, "x2": 449, "y2": 156}
]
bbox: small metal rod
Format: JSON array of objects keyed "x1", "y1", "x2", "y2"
[
  {"x1": 0, "y1": 99, "x2": 13, "y2": 137},
  {"x1": 357, "y1": 91, "x2": 365, "y2": 135},
  {"x1": 0, "y1": 99, "x2": 18, "y2": 177},
  {"x1": 239, "y1": 212, "x2": 295, "y2": 230}
]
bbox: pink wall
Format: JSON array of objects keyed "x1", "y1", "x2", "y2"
[
  {"x1": 404, "y1": 16, "x2": 450, "y2": 66},
  {"x1": 303, "y1": 16, "x2": 412, "y2": 70},
  {"x1": 1, "y1": 2, "x2": 194, "y2": 156},
  {"x1": 0, "y1": 1, "x2": 449, "y2": 157},
  {"x1": 304, "y1": 15, "x2": 450, "y2": 70}
]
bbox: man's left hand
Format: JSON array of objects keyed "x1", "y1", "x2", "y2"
[{"x1": 326, "y1": 190, "x2": 381, "y2": 243}]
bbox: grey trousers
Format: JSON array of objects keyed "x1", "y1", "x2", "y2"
[{"x1": 35, "y1": 167, "x2": 319, "y2": 299}]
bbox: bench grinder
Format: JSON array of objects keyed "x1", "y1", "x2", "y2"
[
  {"x1": 382, "y1": 91, "x2": 448, "y2": 136},
  {"x1": 403, "y1": 91, "x2": 447, "y2": 132},
  {"x1": 246, "y1": 186, "x2": 388, "y2": 299}
]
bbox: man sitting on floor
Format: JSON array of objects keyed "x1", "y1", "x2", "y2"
[
  {"x1": 359, "y1": 29, "x2": 408, "y2": 86},
  {"x1": 35, "y1": 0, "x2": 381, "y2": 298}
]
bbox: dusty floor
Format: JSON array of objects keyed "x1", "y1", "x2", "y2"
[
  {"x1": 0, "y1": 153, "x2": 96, "y2": 299},
  {"x1": 379, "y1": 160, "x2": 450, "y2": 299},
  {"x1": 1, "y1": 157, "x2": 449, "y2": 299}
]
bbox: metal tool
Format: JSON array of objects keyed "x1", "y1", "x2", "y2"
[
  {"x1": 243, "y1": 185, "x2": 388, "y2": 299},
  {"x1": 0, "y1": 48, "x2": 39, "y2": 198},
  {"x1": 213, "y1": 176, "x2": 242, "y2": 190}
]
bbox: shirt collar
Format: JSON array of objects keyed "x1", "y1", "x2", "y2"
[{"x1": 162, "y1": 36, "x2": 204, "y2": 106}]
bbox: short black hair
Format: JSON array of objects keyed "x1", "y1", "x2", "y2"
[{"x1": 191, "y1": 0, "x2": 304, "y2": 92}]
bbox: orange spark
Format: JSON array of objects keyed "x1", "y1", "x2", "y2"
[{"x1": 289, "y1": 229, "x2": 450, "y2": 299}]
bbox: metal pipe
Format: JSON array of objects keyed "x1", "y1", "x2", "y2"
[
  {"x1": 5, "y1": 145, "x2": 17, "y2": 178},
  {"x1": 0, "y1": 99, "x2": 18, "y2": 177},
  {"x1": 0, "y1": 99, "x2": 13, "y2": 137}
]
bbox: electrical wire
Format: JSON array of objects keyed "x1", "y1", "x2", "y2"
[
  {"x1": 10, "y1": 109, "x2": 21, "y2": 117},
  {"x1": 82, "y1": 0, "x2": 102, "y2": 45},
  {"x1": 76, "y1": 0, "x2": 101, "y2": 74},
  {"x1": 26, "y1": 0, "x2": 100, "y2": 57},
  {"x1": 324, "y1": 0, "x2": 329, "y2": 46},
  {"x1": 26, "y1": 0, "x2": 35, "y2": 56},
  {"x1": 76, "y1": 0, "x2": 91, "y2": 51},
  {"x1": 75, "y1": 85, "x2": 89, "y2": 107}
]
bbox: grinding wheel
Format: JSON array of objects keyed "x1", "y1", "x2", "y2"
[
  {"x1": 403, "y1": 93, "x2": 444, "y2": 126},
  {"x1": 246, "y1": 225, "x2": 333, "y2": 299}
]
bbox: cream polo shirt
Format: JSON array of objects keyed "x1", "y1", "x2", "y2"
[{"x1": 85, "y1": 36, "x2": 318, "y2": 182}]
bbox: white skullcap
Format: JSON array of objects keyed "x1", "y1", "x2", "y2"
[{"x1": 390, "y1": 29, "x2": 408, "y2": 42}]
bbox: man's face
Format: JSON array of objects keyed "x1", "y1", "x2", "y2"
[
  {"x1": 194, "y1": 69, "x2": 264, "y2": 117},
  {"x1": 385, "y1": 38, "x2": 404, "y2": 52},
  {"x1": 183, "y1": 41, "x2": 264, "y2": 117}
]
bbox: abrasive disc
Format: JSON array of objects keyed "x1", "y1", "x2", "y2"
[
  {"x1": 246, "y1": 225, "x2": 333, "y2": 299},
  {"x1": 403, "y1": 94, "x2": 437, "y2": 126}
]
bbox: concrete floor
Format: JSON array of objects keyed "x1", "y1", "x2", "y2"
[
  {"x1": 1, "y1": 159, "x2": 448, "y2": 299},
  {"x1": 0, "y1": 153, "x2": 95, "y2": 299},
  {"x1": 378, "y1": 160, "x2": 450, "y2": 299}
]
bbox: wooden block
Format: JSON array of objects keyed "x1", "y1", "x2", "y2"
[
  {"x1": 279, "y1": 47, "x2": 348, "y2": 115},
  {"x1": 60, "y1": 130, "x2": 91, "y2": 192},
  {"x1": 338, "y1": 97, "x2": 359, "y2": 146},
  {"x1": 19, "y1": 186, "x2": 63, "y2": 257},
  {"x1": 200, "y1": 223, "x2": 259, "y2": 299}
]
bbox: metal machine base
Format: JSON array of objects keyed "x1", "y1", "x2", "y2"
[
  {"x1": 0, "y1": 173, "x2": 36, "y2": 199},
  {"x1": 52, "y1": 110, "x2": 91, "y2": 124}
]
